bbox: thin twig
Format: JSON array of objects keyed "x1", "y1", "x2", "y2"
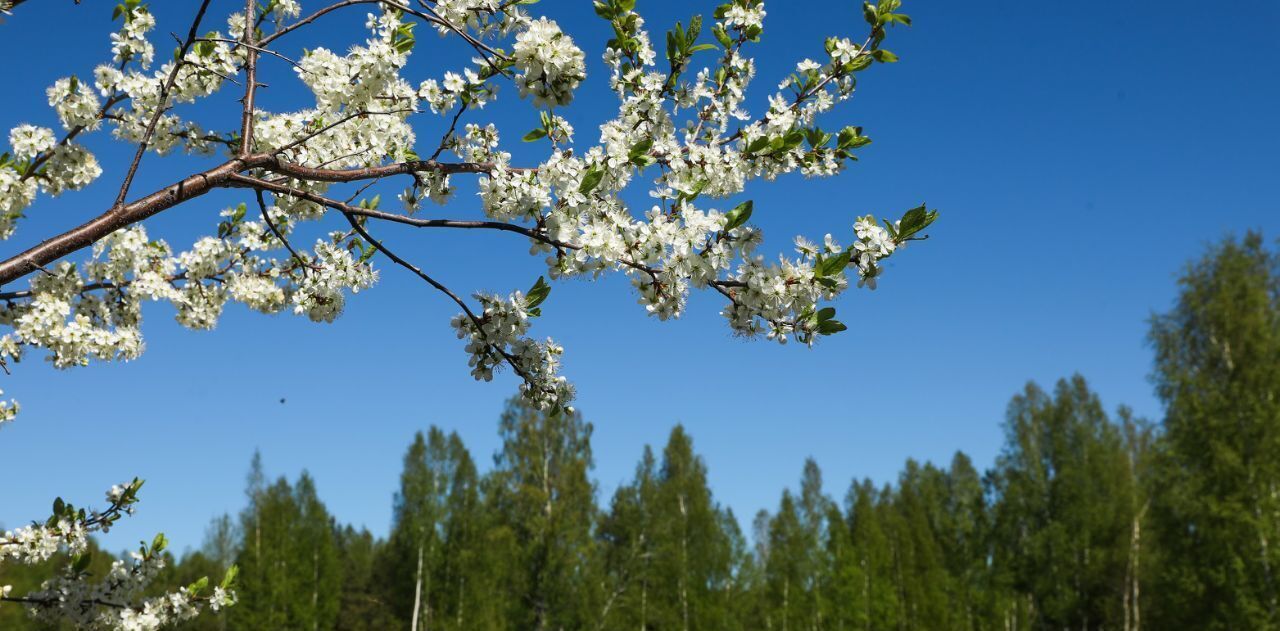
[{"x1": 114, "y1": 0, "x2": 216, "y2": 207}]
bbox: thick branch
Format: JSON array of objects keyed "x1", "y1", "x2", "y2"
[
  {"x1": 0, "y1": 158, "x2": 257, "y2": 287},
  {"x1": 261, "y1": 156, "x2": 530, "y2": 181},
  {"x1": 239, "y1": 0, "x2": 260, "y2": 157},
  {"x1": 0, "y1": 155, "x2": 516, "y2": 288}
]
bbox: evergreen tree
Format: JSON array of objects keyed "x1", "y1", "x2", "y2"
[
  {"x1": 939, "y1": 453, "x2": 989, "y2": 631},
  {"x1": 435, "y1": 432, "x2": 493, "y2": 631},
  {"x1": 1148, "y1": 232, "x2": 1280, "y2": 628},
  {"x1": 890, "y1": 460, "x2": 951, "y2": 630}
]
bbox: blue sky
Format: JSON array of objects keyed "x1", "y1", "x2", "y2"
[{"x1": 0, "y1": 0, "x2": 1277, "y2": 554}]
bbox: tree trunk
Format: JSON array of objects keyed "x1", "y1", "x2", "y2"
[
  {"x1": 457, "y1": 576, "x2": 465, "y2": 630},
  {"x1": 411, "y1": 543, "x2": 424, "y2": 631},
  {"x1": 679, "y1": 494, "x2": 690, "y2": 631},
  {"x1": 312, "y1": 547, "x2": 319, "y2": 631}
]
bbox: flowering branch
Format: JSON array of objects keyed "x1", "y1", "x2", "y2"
[{"x1": 0, "y1": 0, "x2": 933, "y2": 432}]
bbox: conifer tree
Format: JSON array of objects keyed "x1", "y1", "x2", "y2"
[
  {"x1": 435, "y1": 432, "x2": 492, "y2": 631},
  {"x1": 763, "y1": 460, "x2": 835, "y2": 631},
  {"x1": 891, "y1": 461, "x2": 951, "y2": 629}
]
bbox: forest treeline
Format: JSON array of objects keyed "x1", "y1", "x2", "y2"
[{"x1": 2, "y1": 232, "x2": 1277, "y2": 630}]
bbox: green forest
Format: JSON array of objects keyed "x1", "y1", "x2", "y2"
[{"x1": 3, "y1": 232, "x2": 1278, "y2": 630}]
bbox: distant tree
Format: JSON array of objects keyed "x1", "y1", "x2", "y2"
[
  {"x1": 386, "y1": 427, "x2": 472, "y2": 630},
  {"x1": 762, "y1": 460, "x2": 836, "y2": 631},
  {"x1": 1116, "y1": 409, "x2": 1156, "y2": 631},
  {"x1": 938, "y1": 453, "x2": 990, "y2": 630},
  {"x1": 989, "y1": 377, "x2": 1135, "y2": 630},
  {"x1": 651, "y1": 426, "x2": 740, "y2": 630},
  {"x1": 233, "y1": 459, "x2": 340, "y2": 630},
  {"x1": 844, "y1": 480, "x2": 902, "y2": 630},
  {"x1": 1148, "y1": 233, "x2": 1280, "y2": 628},
  {"x1": 334, "y1": 525, "x2": 396, "y2": 631},
  {"x1": 599, "y1": 446, "x2": 660, "y2": 629},
  {"x1": 433, "y1": 432, "x2": 491, "y2": 631},
  {"x1": 487, "y1": 397, "x2": 601, "y2": 630}
]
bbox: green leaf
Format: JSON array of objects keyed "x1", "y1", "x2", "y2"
[
  {"x1": 579, "y1": 167, "x2": 605, "y2": 194},
  {"x1": 871, "y1": 49, "x2": 899, "y2": 63},
  {"x1": 847, "y1": 55, "x2": 874, "y2": 72},
  {"x1": 723, "y1": 200, "x2": 753, "y2": 231},
  {"x1": 713, "y1": 24, "x2": 732, "y2": 48},
  {"x1": 818, "y1": 319, "x2": 847, "y2": 335},
  {"x1": 895, "y1": 204, "x2": 938, "y2": 240},
  {"x1": 628, "y1": 137, "x2": 654, "y2": 159},
  {"x1": 522, "y1": 128, "x2": 548, "y2": 142},
  {"x1": 72, "y1": 553, "x2": 92, "y2": 574},
  {"x1": 745, "y1": 136, "x2": 771, "y2": 154},
  {"x1": 863, "y1": 2, "x2": 879, "y2": 26},
  {"x1": 817, "y1": 250, "x2": 852, "y2": 277},
  {"x1": 187, "y1": 576, "x2": 209, "y2": 595},
  {"x1": 221, "y1": 565, "x2": 240, "y2": 589},
  {"x1": 526, "y1": 276, "x2": 551, "y2": 309}
]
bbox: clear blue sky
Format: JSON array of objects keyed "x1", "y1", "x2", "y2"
[{"x1": 1, "y1": 1, "x2": 1277, "y2": 554}]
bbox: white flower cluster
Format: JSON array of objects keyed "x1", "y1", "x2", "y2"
[
  {"x1": 430, "y1": 0, "x2": 526, "y2": 40},
  {"x1": 294, "y1": 239, "x2": 379, "y2": 322},
  {"x1": 512, "y1": 18, "x2": 586, "y2": 108},
  {"x1": 0, "y1": 389, "x2": 17, "y2": 426},
  {"x1": 451, "y1": 290, "x2": 573, "y2": 412},
  {"x1": 0, "y1": 214, "x2": 376, "y2": 378},
  {"x1": 0, "y1": 0, "x2": 932, "y2": 418},
  {"x1": 24, "y1": 544, "x2": 233, "y2": 631},
  {"x1": 47, "y1": 77, "x2": 101, "y2": 131},
  {"x1": 1, "y1": 480, "x2": 238, "y2": 631},
  {"x1": 269, "y1": 0, "x2": 302, "y2": 25},
  {"x1": 110, "y1": 5, "x2": 156, "y2": 68},
  {"x1": 418, "y1": 63, "x2": 498, "y2": 115},
  {"x1": 8, "y1": 125, "x2": 56, "y2": 160}
]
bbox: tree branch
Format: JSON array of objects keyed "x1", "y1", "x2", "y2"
[
  {"x1": 238, "y1": 0, "x2": 260, "y2": 157},
  {"x1": 113, "y1": 0, "x2": 216, "y2": 207}
]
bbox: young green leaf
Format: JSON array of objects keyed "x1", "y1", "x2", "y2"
[
  {"x1": 723, "y1": 200, "x2": 753, "y2": 231},
  {"x1": 579, "y1": 167, "x2": 605, "y2": 194},
  {"x1": 526, "y1": 276, "x2": 551, "y2": 309}
]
